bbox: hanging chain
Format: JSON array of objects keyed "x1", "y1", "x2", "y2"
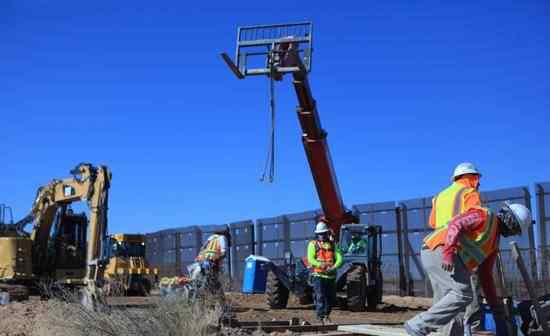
[{"x1": 260, "y1": 50, "x2": 277, "y2": 183}]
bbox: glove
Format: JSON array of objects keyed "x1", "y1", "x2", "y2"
[{"x1": 441, "y1": 251, "x2": 454, "y2": 272}]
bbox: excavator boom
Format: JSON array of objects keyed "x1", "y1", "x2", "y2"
[{"x1": 29, "y1": 163, "x2": 111, "y2": 283}]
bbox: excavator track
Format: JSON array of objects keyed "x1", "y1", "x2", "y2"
[{"x1": 0, "y1": 283, "x2": 30, "y2": 301}]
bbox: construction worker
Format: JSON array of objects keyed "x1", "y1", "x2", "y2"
[
  {"x1": 195, "y1": 229, "x2": 230, "y2": 299},
  {"x1": 346, "y1": 232, "x2": 367, "y2": 255},
  {"x1": 307, "y1": 220, "x2": 343, "y2": 324},
  {"x1": 404, "y1": 203, "x2": 532, "y2": 336},
  {"x1": 428, "y1": 162, "x2": 482, "y2": 335}
]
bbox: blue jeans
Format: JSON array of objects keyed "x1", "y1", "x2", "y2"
[{"x1": 312, "y1": 276, "x2": 336, "y2": 319}]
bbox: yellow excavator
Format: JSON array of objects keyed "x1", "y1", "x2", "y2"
[
  {"x1": 0, "y1": 163, "x2": 111, "y2": 307},
  {"x1": 103, "y1": 233, "x2": 157, "y2": 296}
]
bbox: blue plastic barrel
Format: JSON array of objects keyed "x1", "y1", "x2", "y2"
[{"x1": 242, "y1": 255, "x2": 270, "y2": 294}]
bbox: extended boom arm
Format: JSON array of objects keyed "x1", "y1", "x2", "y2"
[
  {"x1": 29, "y1": 163, "x2": 111, "y2": 284},
  {"x1": 278, "y1": 44, "x2": 357, "y2": 235}
]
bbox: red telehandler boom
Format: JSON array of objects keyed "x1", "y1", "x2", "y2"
[{"x1": 221, "y1": 22, "x2": 357, "y2": 236}]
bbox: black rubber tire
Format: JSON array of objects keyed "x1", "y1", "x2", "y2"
[
  {"x1": 297, "y1": 288, "x2": 313, "y2": 305},
  {"x1": 0, "y1": 284, "x2": 29, "y2": 301},
  {"x1": 367, "y1": 269, "x2": 383, "y2": 310},
  {"x1": 346, "y1": 266, "x2": 366, "y2": 312},
  {"x1": 266, "y1": 271, "x2": 289, "y2": 309}
]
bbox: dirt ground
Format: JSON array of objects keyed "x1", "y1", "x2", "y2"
[
  {"x1": 226, "y1": 293, "x2": 430, "y2": 325},
  {"x1": 0, "y1": 293, "x2": 431, "y2": 336}
]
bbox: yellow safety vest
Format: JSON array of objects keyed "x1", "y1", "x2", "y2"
[
  {"x1": 196, "y1": 235, "x2": 222, "y2": 261},
  {"x1": 425, "y1": 182, "x2": 475, "y2": 249}
]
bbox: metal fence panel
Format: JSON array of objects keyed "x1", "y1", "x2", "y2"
[
  {"x1": 257, "y1": 216, "x2": 289, "y2": 242},
  {"x1": 230, "y1": 220, "x2": 255, "y2": 246},
  {"x1": 536, "y1": 182, "x2": 550, "y2": 294},
  {"x1": 232, "y1": 244, "x2": 253, "y2": 261},
  {"x1": 179, "y1": 247, "x2": 199, "y2": 262},
  {"x1": 289, "y1": 239, "x2": 310, "y2": 258},
  {"x1": 175, "y1": 226, "x2": 201, "y2": 249},
  {"x1": 400, "y1": 197, "x2": 432, "y2": 297},
  {"x1": 381, "y1": 254, "x2": 401, "y2": 296},
  {"x1": 380, "y1": 233, "x2": 399, "y2": 255},
  {"x1": 160, "y1": 229, "x2": 178, "y2": 251},
  {"x1": 259, "y1": 241, "x2": 287, "y2": 259},
  {"x1": 287, "y1": 210, "x2": 320, "y2": 240},
  {"x1": 353, "y1": 201, "x2": 399, "y2": 233}
]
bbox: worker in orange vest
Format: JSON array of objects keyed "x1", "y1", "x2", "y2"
[
  {"x1": 307, "y1": 220, "x2": 343, "y2": 324},
  {"x1": 427, "y1": 162, "x2": 482, "y2": 335},
  {"x1": 195, "y1": 229, "x2": 231, "y2": 298},
  {"x1": 405, "y1": 203, "x2": 532, "y2": 336}
]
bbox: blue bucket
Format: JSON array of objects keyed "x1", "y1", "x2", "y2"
[{"x1": 481, "y1": 303, "x2": 524, "y2": 335}]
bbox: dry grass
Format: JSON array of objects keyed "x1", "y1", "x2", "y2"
[{"x1": 33, "y1": 286, "x2": 224, "y2": 336}]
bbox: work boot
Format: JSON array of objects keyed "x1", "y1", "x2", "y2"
[
  {"x1": 318, "y1": 316, "x2": 325, "y2": 325},
  {"x1": 322, "y1": 317, "x2": 333, "y2": 325}
]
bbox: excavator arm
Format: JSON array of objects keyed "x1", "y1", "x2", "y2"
[{"x1": 29, "y1": 163, "x2": 111, "y2": 284}]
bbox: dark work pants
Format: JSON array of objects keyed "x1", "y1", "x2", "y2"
[{"x1": 312, "y1": 276, "x2": 336, "y2": 319}]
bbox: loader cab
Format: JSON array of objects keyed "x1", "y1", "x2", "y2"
[
  {"x1": 339, "y1": 224, "x2": 381, "y2": 262},
  {"x1": 107, "y1": 234, "x2": 146, "y2": 259}
]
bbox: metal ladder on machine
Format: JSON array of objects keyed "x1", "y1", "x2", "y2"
[{"x1": 510, "y1": 241, "x2": 550, "y2": 335}]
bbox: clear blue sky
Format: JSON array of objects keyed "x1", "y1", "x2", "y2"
[{"x1": 2, "y1": 1, "x2": 549, "y2": 234}]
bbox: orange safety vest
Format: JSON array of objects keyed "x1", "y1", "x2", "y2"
[
  {"x1": 457, "y1": 209, "x2": 499, "y2": 271},
  {"x1": 425, "y1": 183, "x2": 476, "y2": 249},
  {"x1": 312, "y1": 241, "x2": 335, "y2": 274},
  {"x1": 196, "y1": 235, "x2": 222, "y2": 262}
]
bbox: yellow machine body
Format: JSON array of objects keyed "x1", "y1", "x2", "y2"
[
  {"x1": 104, "y1": 233, "x2": 157, "y2": 295},
  {"x1": 0, "y1": 236, "x2": 33, "y2": 281}
]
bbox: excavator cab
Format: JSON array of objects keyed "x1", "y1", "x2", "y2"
[{"x1": 49, "y1": 209, "x2": 88, "y2": 281}]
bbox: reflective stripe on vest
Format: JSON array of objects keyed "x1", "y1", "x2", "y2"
[
  {"x1": 457, "y1": 209, "x2": 499, "y2": 271},
  {"x1": 424, "y1": 183, "x2": 473, "y2": 249},
  {"x1": 197, "y1": 235, "x2": 221, "y2": 261},
  {"x1": 312, "y1": 241, "x2": 335, "y2": 274}
]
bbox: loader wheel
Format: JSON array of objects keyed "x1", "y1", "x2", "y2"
[
  {"x1": 0, "y1": 284, "x2": 29, "y2": 301},
  {"x1": 367, "y1": 269, "x2": 383, "y2": 310},
  {"x1": 346, "y1": 266, "x2": 366, "y2": 312},
  {"x1": 297, "y1": 287, "x2": 313, "y2": 305},
  {"x1": 266, "y1": 271, "x2": 289, "y2": 309}
]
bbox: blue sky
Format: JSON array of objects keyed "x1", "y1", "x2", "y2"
[{"x1": 2, "y1": 1, "x2": 549, "y2": 234}]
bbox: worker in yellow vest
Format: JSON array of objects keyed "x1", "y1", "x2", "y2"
[
  {"x1": 405, "y1": 203, "x2": 532, "y2": 336},
  {"x1": 195, "y1": 229, "x2": 230, "y2": 299},
  {"x1": 307, "y1": 221, "x2": 343, "y2": 324},
  {"x1": 427, "y1": 162, "x2": 482, "y2": 335},
  {"x1": 429, "y1": 162, "x2": 482, "y2": 234}
]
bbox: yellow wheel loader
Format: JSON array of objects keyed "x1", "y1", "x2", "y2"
[
  {"x1": 0, "y1": 163, "x2": 111, "y2": 308},
  {"x1": 103, "y1": 233, "x2": 157, "y2": 296}
]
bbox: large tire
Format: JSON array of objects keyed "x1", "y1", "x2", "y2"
[
  {"x1": 266, "y1": 271, "x2": 289, "y2": 309},
  {"x1": 0, "y1": 284, "x2": 29, "y2": 301},
  {"x1": 367, "y1": 269, "x2": 383, "y2": 310},
  {"x1": 297, "y1": 287, "x2": 313, "y2": 305},
  {"x1": 346, "y1": 266, "x2": 366, "y2": 312}
]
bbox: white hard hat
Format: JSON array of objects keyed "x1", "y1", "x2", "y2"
[
  {"x1": 508, "y1": 203, "x2": 532, "y2": 233},
  {"x1": 314, "y1": 221, "x2": 330, "y2": 234},
  {"x1": 452, "y1": 162, "x2": 481, "y2": 181}
]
